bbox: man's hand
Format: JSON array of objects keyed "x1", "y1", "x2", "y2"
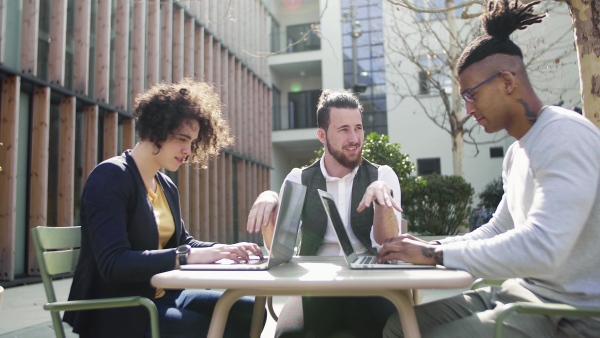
[
  {"x1": 377, "y1": 235, "x2": 443, "y2": 266},
  {"x1": 357, "y1": 181, "x2": 402, "y2": 213},
  {"x1": 188, "y1": 242, "x2": 264, "y2": 264},
  {"x1": 246, "y1": 191, "x2": 278, "y2": 233}
]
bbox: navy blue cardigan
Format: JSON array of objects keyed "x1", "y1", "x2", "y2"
[{"x1": 64, "y1": 151, "x2": 215, "y2": 337}]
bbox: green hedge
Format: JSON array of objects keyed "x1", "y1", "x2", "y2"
[{"x1": 402, "y1": 174, "x2": 474, "y2": 235}]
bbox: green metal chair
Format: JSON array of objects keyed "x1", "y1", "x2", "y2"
[
  {"x1": 32, "y1": 226, "x2": 160, "y2": 338},
  {"x1": 470, "y1": 278, "x2": 600, "y2": 338}
]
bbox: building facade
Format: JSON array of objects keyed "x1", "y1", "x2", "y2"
[
  {"x1": 0, "y1": 0, "x2": 271, "y2": 282},
  {"x1": 267, "y1": 0, "x2": 580, "y2": 202}
]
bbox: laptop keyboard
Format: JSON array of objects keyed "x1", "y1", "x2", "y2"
[
  {"x1": 357, "y1": 256, "x2": 377, "y2": 264},
  {"x1": 356, "y1": 256, "x2": 411, "y2": 265}
]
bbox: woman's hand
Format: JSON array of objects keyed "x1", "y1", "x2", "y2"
[{"x1": 187, "y1": 242, "x2": 264, "y2": 264}]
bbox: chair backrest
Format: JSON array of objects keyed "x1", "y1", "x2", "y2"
[{"x1": 32, "y1": 226, "x2": 81, "y2": 304}]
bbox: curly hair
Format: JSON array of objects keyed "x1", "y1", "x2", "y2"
[
  {"x1": 133, "y1": 78, "x2": 233, "y2": 168},
  {"x1": 316, "y1": 89, "x2": 363, "y2": 130},
  {"x1": 455, "y1": 0, "x2": 545, "y2": 75}
]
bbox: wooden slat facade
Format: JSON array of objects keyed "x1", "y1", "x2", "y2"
[
  {"x1": 0, "y1": 76, "x2": 21, "y2": 280},
  {"x1": 28, "y1": 86, "x2": 50, "y2": 274},
  {"x1": 0, "y1": 0, "x2": 272, "y2": 281},
  {"x1": 0, "y1": 0, "x2": 6, "y2": 64}
]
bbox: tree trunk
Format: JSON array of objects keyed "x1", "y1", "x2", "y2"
[
  {"x1": 447, "y1": 0, "x2": 465, "y2": 177},
  {"x1": 567, "y1": 0, "x2": 600, "y2": 128}
]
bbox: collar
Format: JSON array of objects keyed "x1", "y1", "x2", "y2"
[{"x1": 319, "y1": 156, "x2": 359, "y2": 181}]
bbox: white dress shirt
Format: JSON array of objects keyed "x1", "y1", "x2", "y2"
[{"x1": 281, "y1": 158, "x2": 403, "y2": 256}]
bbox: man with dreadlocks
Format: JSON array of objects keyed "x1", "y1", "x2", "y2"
[{"x1": 377, "y1": 0, "x2": 600, "y2": 337}]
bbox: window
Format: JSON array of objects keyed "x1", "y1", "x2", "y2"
[
  {"x1": 489, "y1": 147, "x2": 504, "y2": 158},
  {"x1": 286, "y1": 23, "x2": 321, "y2": 53},
  {"x1": 417, "y1": 158, "x2": 441, "y2": 175},
  {"x1": 414, "y1": 0, "x2": 465, "y2": 21},
  {"x1": 288, "y1": 90, "x2": 320, "y2": 129},
  {"x1": 272, "y1": 86, "x2": 282, "y2": 130},
  {"x1": 271, "y1": 19, "x2": 281, "y2": 53},
  {"x1": 418, "y1": 55, "x2": 452, "y2": 95}
]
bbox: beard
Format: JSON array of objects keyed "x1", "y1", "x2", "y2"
[{"x1": 325, "y1": 135, "x2": 363, "y2": 170}]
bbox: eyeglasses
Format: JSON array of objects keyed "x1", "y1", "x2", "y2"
[{"x1": 461, "y1": 71, "x2": 515, "y2": 103}]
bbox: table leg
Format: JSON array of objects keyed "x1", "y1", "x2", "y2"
[
  {"x1": 207, "y1": 289, "x2": 249, "y2": 338},
  {"x1": 379, "y1": 289, "x2": 421, "y2": 338},
  {"x1": 250, "y1": 296, "x2": 267, "y2": 338}
]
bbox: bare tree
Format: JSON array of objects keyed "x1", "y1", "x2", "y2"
[
  {"x1": 384, "y1": 0, "x2": 579, "y2": 177},
  {"x1": 564, "y1": 0, "x2": 600, "y2": 128}
]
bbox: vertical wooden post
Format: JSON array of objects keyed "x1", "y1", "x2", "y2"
[
  {"x1": 82, "y1": 105, "x2": 98, "y2": 184},
  {"x1": 28, "y1": 86, "x2": 50, "y2": 274},
  {"x1": 236, "y1": 160, "x2": 247, "y2": 242},
  {"x1": 121, "y1": 118, "x2": 135, "y2": 152},
  {"x1": 114, "y1": 0, "x2": 130, "y2": 110},
  {"x1": 73, "y1": 0, "x2": 91, "y2": 95},
  {"x1": 225, "y1": 154, "x2": 233, "y2": 243},
  {"x1": 179, "y1": 164, "x2": 190, "y2": 230},
  {"x1": 49, "y1": 0, "x2": 67, "y2": 85},
  {"x1": 195, "y1": 26, "x2": 204, "y2": 80},
  {"x1": 241, "y1": 67, "x2": 248, "y2": 155},
  {"x1": 172, "y1": 6, "x2": 184, "y2": 82},
  {"x1": 189, "y1": 165, "x2": 200, "y2": 238},
  {"x1": 58, "y1": 97, "x2": 76, "y2": 227},
  {"x1": 228, "y1": 56, "x2": 236, "y2": 151},
  {"x1": 221, "y1": 48, "x2": 228, "y2": 123},
  {"x1": 209, "y1": 159, "x2": 218, "y2": 241},
  {"x1": 219, "y1": 156, "x2": 226, "y2": 243},
  {"x1": 258, "y1": 82, "x2": 264, "y2": 163},
  {"x1": 0, "y1": 0, "x2": 7, "y2": 63},
  {"x1": 20, "y1": 0, "x2": 39, "y2": 75},
  {"x1": 147, "y1": 0, "x2": 160, "y2": 87},
  {"x1": 95, "y1": 0, "x2": 111, "y2": 103},
  {"x1": 245, "y1": 162, "x2": 253, "y2": 243},
  {"x1": 184, "y1": 17, "x2": 195, "y2": 78},
  {"x1": 267, "y1": 89, "x2": 272, "y2": 167},
  {"x1": 171, "y1": 6, "x2": 188, "y2": 227},
  {"x1": 131, "y1": 0, "x2": 146, "y2": 100},
  {"x1": 161, "y1": 0, "x2": 173, "y2": 83},
  {"x1": 235, "y1": 61, "x2": 242, "y2": 154},
  {"x1": 199, "y1": 166, "x2": 209, "y2": 240},
  {"x1": 204, "y1": 35, "x2": 213, "y2": 82},
  {"x1": 103, "y1": 112, "x2": 118, "y2": 160},
  {"x1": 185, "y1": 16, "x2": 198, "y2": 236},
  {"x1": 0, "y1": 76, "x2": 21, "y2": 280}
]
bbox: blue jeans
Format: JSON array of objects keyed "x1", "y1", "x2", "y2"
[{"x1": 152, "y1": 289, "x2": 264, "y2": 338}]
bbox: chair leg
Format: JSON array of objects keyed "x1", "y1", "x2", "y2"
[
  {"x1": 50, "y1": 311, "x2": 66, "y2": 338},
  {"x1": 267, "y1": 296, "x2": 278, "y2": 322}
]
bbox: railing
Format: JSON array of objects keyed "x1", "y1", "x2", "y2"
[
  {"x1": 273, "y1": 104, "x2": 318, "y2": 131},
  {"x1": 270, "y1": 23, "x2": 321, "y2": 54}
]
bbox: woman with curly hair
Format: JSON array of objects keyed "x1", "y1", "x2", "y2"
[{"x1": 64, "y1": 78, "x2": 265, "y2": 338}]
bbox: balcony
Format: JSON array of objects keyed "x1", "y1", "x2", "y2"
[{"x1": 271, "y1": 23, "x2": 321, "y2": 54}]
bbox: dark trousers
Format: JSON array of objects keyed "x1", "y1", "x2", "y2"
[
  {"x1": 275, "y1": 296, "x2": 397, "y2": 338},
  {"x1": 152, "y1": 289, "x2": 265, "y2": 338}
]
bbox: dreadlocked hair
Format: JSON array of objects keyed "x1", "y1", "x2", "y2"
[{"x1": 456, "y1": 0, "x2": 545, "y2": 75}]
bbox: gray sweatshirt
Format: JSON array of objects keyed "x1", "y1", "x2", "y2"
[{"x1": 440, "y1": 106, "x2": 600, "y2": 307}]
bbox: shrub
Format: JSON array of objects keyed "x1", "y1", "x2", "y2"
[
  {"x1": 402, "y1": 174, "x2": 474, "y2": 235},
  {"x1": 478, "y1": 177, "x2": 503, "y2": 209},
  {"x1": 468, "y1": 177, "x2": 503, "y2": 231},
  {"x1": 311, "y1": 132, "x2": 415, "y2": 183}
]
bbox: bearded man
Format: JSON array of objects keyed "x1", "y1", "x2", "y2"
[{"x1": 247, "y1": 89, "x2": 403, "y2": 338}]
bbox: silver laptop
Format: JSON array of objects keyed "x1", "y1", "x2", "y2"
[
  {"x1": 181, "y1": 180, "x2": 306, "y2": 271},
  {"x1": 317, "y1": 189, "x2": 435, "y2": 269}
]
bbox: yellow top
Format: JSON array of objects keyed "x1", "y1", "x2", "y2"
[{"x1": 146, "y1": 179, "x2": 175, "y2": 299}]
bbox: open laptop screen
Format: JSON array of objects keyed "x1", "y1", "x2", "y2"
[{"x1": 318, "y1": 190, "x2": 355, "y2": 258}]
